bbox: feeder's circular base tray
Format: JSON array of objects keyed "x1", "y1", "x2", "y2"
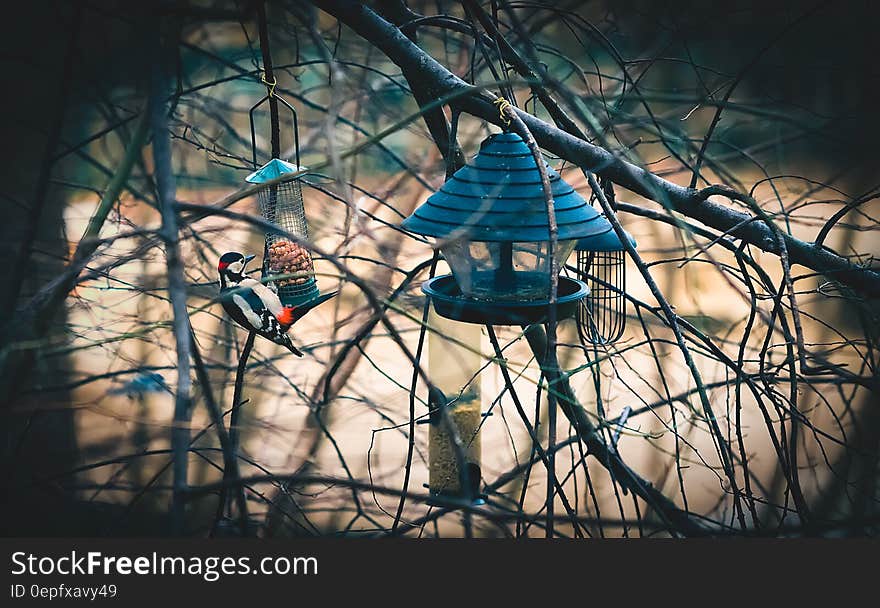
[
  {"x1": 277, "y1": 278, "x2": 319, "y2": 307},
  {"x1": 422, "y1": 274, "x2": 588, "y2": 325}
]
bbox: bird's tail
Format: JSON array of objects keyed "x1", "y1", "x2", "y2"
[{"x1": 279, "y1": 334, "x2": 303, "y2": 357}]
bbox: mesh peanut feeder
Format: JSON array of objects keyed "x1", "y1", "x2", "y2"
[
  {"x1": 246, "y1": 159, "x2": 319, "y2": 306},
  {"x1": 574, "y1": 226, "x2": 636, "y2": 345},
  {"x1": 246, "y1": 93, "x2": 321, "y2": 307}
]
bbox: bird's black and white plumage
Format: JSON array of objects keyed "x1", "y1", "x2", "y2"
[{"x1": 218, "y1": 251, "x2": 336, "y2": 357}]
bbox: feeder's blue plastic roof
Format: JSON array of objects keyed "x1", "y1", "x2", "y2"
[
  {"x1": 245, "y1": 158, "x2": 303, "y2": 184},
  {"x1": 576, "y1": 227, "x2": 637, "y2": 252},
  {"x1": 402, "y1": 132, "x2": 613, "y2": 242}
]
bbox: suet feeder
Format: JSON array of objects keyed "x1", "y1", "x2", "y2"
[
  {"x1": 403, "y1": 132, "x2": 608, "y2": 325},
  {"x1": 246, "y1": 93, "x2": 321, "y2": 307},
  {"x1": 574, "y1": 226, "x2": 636, "y2": 345}
]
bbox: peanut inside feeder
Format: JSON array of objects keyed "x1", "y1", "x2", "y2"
[{"x1": 267, "y1": 238, "x2": 314, "y2": 287}]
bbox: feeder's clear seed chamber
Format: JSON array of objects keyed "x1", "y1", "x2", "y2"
[
  {"x1": 427, "y1": 310, "x2": 482, "y2": 498},
  {"x1": 428, "y1": 403, "x2": 481, "y2": 496},
  {"x1": 441, "y1": 240, "x2": 577, "y2": 302},
  {"x1": 246, "y1": 159, "x2": 320, "y2": 307}
]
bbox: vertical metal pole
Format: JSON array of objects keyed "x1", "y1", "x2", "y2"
[{"x1": 497, "y1": 241, "x2": 514, "y2": 294}]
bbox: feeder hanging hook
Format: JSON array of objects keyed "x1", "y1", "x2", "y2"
[
  {"x1": 493, "y1": 97, "x2": 512, "y2": 127},
  {"x1": 260, "y1": 71, "x2": 277, "y2": 98}
]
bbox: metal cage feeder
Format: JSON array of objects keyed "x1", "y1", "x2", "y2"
[
  {"x1": 574, "y1": 227, "x2": 636, "y2": 345},
  {"x1": 246, "y1": 93, "x2": 321, "y2": 307},
  {"x1": 402, "y1": 132, "x2": 611, "y2": 326}
]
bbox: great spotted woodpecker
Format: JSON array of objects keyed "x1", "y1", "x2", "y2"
[{"x1": 218, "y1": 251, "x2": 336, "y2": 357}]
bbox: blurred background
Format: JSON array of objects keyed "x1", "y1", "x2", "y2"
[{"x1": 0, "y1": 0, "x2": 877, "y2": 537}]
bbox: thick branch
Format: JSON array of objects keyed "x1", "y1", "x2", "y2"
[
  {"x1": 375, "y1": 0, "x2": 465, "y2": 171},
  {"x1": 150, "y1": 19, "x2": 192, "y2": 535}
]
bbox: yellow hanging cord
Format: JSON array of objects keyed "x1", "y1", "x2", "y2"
[
  {"x1": 260, "y1": 71, "x2": 277, "y2": 98},
  {"x1": 493, "y1": 97, "x2": 512, "y2": 126}
]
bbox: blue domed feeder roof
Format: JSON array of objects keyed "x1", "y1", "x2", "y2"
[
  {"x1": 402, "y1": 132, "x2": 613, "y2": 242},
  {"x1": 575, "y1": 226, "x2": 637, "y2": 252},
  {"x1": 245, "y1": 158, "x2": 304, "y2": 184}
]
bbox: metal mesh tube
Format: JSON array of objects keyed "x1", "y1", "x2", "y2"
[{"x1": 257, "y1": 179, "x2": 317, "y2": 304}]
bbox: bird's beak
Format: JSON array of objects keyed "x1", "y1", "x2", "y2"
[{"x1": 242, "y1": 254, "x2": 256, "y2": 274}]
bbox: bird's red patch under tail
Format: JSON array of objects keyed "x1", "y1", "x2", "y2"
[{"x1": 276, "y1": 306, "x2": 297, "y2": 328}]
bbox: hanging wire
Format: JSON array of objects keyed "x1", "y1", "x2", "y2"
[{"x1": 249, "y1": 91, "x2": 301, "y2": 169}]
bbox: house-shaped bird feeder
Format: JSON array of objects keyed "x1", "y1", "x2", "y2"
[
  {"x1": 403, "y1": 132, "x2": 612, "y2": 325},
  {"x1": 403, "y1": 131, "x2": 619, "y2": 503},
  {"x1": 574, "y1": 226, "x2": 636, "y2": 345}
]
